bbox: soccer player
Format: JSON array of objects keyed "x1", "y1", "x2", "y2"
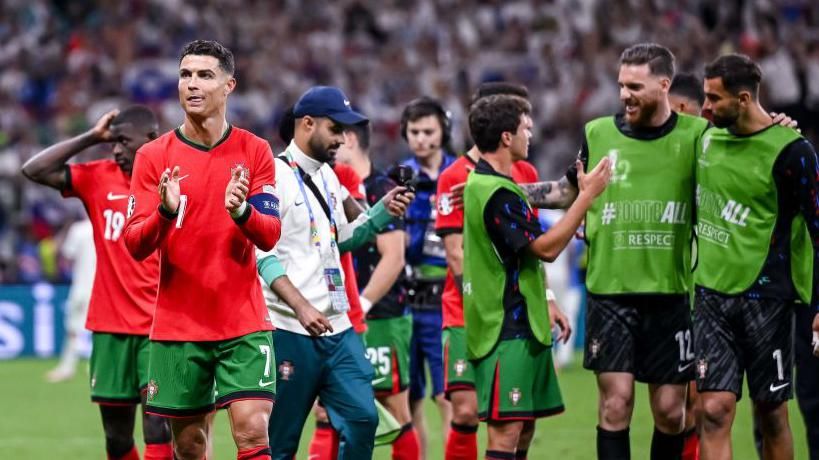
[
  {"x1": 21, "y1": 106, "x2": 172, "y2": 460},
  {"x1": 436, "y1": 82, "x2": 571, "y2": 460},
  {"x1": 257, "y1": 86, "x2": 412, "y2": 460},
  {"x1": 123, "y1": 40, "x2": 282, "y2": 460},
  {"x1": 462, "y1": 94, "x2": 610, "y2": 460},
  {"x1": 507, "y1": 44, "x2": 711, "y2": 459},
  {"x1": 694, "y1": 53, "x2": 819, "y2": 460},
  {"x1": 400, "y1": 97, "x2": 456, "y2": 458},
  {"x1": 338, "y1": 121, "x2": 421, "y2": 459},
  {"x1": 48, "y1": 215, "x2": 94, "y2": 383}
]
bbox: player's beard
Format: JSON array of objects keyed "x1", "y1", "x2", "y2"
[
  {"x1": 710, "y1": 102, "x2": 740, "y2": 129},
  {"x1": 625, "y1": 95, "x2": 660, "y2": 128},
  {"x1": 308, "y1": 133, "x2": 340, "y2": 165}
]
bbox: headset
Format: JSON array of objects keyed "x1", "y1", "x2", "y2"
[{"x1": 399, "y1": 96, "x2": 453, "y2": 150}]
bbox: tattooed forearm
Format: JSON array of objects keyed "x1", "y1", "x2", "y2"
[{"x1": 519, "y1": 176, "x2": 578, "y2": 209}]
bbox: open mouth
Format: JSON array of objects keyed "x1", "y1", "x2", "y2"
[
  {"x1": 624, "y1": 102, "x2": 639, "y2": 115},
  {"x1": 187, "y1": 95, "x2": 204, "y2": 105}
]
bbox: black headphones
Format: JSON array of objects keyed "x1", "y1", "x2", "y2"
[{"x1": 399, "y1": 96, "x2": 452, "y2": 148}]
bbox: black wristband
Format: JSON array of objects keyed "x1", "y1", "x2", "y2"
[
  {"x1": 158, "y1": 203, "x2": 178, "y2": 220},
  {"x1": 233, "y1": 203, "x2": 252, "y2": 225}
]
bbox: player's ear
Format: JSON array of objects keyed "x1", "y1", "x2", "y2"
[
  {"x1": 501, "y1": 131, "x2": 512, "y2": 148},
  {"x1": 224, "y1": 76, "x2": 236, "y2": 96},
  {"x1": 738, "y1": 90, "x2": 752, "y2": 106}
]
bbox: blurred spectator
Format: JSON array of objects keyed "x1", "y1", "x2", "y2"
[{"x1": 2, "y1": 0, "x2": 819, "y2": 282}]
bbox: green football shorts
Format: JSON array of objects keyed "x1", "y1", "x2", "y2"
[
  {"x1": 473, "y1": 338, "x2": 564, "y2": 421},
  {"x1": 363, "y1": 315, "x2": 412, "y2": 395},
  {"x1": 145, "y1": 331, "x2": 276, "y2": 417},
  {"x1": 89, "y1": 333, "x2": 150, "y2": 404},
  {"x1": 443, "y1": 326, "x2": 476, "y2": 397}
]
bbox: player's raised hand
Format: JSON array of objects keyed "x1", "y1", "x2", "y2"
[
  {"x1": 158, "y1": 166, "x2": 182, "y2": 213},
  {"x1": 297, "y1": 305, "x2": 334, "y2": 336},
  {"x1": 225, "y1": 167, "x2": 250, "y2": 214},
  {"x1": 89, "y1": 109, "x2": 120, "y2": 143},
  {"x1": 577, "y1": 157, "x2": 611, "y2": 198},
  {"x1": 770, "y1": 112, "x2": 800, "y2": 132},
  {"x1": 549, "y1": 300, "x2": 572, "y2": 344},
  {"x1": 382, "y1": 186, "x2": 415, "y2": 217}
]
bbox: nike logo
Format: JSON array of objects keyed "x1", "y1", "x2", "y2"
[
  {"x1": 258, "y1": 379, "x2": 275, "y2": 388},
  {"x1": 107, "y1": 193, "x2": 128, "y2": 201},
  {"x1": 769, "y1": 382, "x2": 790, "y2": 392},
  {"x1": 294, "y1": 200, "x2": 304, "y2": 206},
  {"x1": 371, "y1": 377, "x2": 387, "y2": 386},
  {"x1": 678, "y1": 362, "x2": 694, "y2": 373}
]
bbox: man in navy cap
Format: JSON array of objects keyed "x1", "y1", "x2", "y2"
[{"x1": 257, "y1": 86, "x2": 414, "y2": 459}]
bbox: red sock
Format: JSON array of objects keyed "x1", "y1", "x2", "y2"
[
  {"x1": 237, "y1": 445, "x2": 271, "y2": 460},
  {"x1": 108, "y1": 446, "x2": 139, "y2": 460},
  {"x1": 446, "y1": 422, "x2": 478, "y2": 460},
  {"x1": 682, "y1": 428, "x2": 699, "y2": 460},
  {"x1": 308, "y1": 422, "x2": 339, "y2": 460},
  {"x1": 143, "y1": 442, "x2": 173, "y2": 460},
  {"x1": 392, "y1": 423, "x2": 420, "y2": 460}
]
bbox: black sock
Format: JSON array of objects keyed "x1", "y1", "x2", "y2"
[
  {"x1": 485, "y1": 450, "x2": 516, "y2": 460},
  {"x1": 597, "y1": 426, "x2": 630, "y2": 460},
  {"x1": 451, "y1": 421, "x2": 479, "y2": 434},
  {"x1": 650, "y1": 426, "x2": 685, "y2": 460}
]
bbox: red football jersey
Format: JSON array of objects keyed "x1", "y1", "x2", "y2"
[
  {"x1": 62, "y1": 159, "x2": 159, "y2": 335},
  {"x1": 334, "y1": 163, "x2": 366, "y2": 200},
  {"x1": 334, "y1": 163, "x2": 366, "y2": 333},
  {"x1": 125, "y1": 127, "x2": 278, "y2": 341},
  {"x1": 435, "y1": 155, "x2": 539, "y2": 328}
]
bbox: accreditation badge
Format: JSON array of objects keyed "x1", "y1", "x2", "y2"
[{"x1": 322, "y1": 249, "x2": 350, "y2": 313}]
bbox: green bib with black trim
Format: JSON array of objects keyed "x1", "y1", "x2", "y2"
[
  {"x1": 584, "y1": 114, "x2": 709, "y2": 295},
  {"x1": 462, "y1": 171, "x2": 550, "y2": 360},
  {"x1": 694, "y1": 125, "x2": 812, "y2": 301}
]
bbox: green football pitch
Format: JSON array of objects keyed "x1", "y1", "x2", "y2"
[{"x1": 0, "y1": 359, "x2": 808, "y2": 459}]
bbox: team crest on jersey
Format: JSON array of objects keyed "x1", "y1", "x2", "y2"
[
  {"x1": 590, "y1": 338, "x2": 601, "y2": 359},
  {"x1": 454, "y1": 359, "x2": 467, "y2": 377},
  {"x1": 147, "y1": 380, "x2": 159, "y2": 401},
  {"x1": 232, "y1": 163, "x2": 249, "y2": 180},
  {"x1": 509, "y1": 388, "x2": 522, "y2": 406},
  {"x1": 127, "y1": 195, "x2": 136, "y2": 219},
  {"x1": 697, "y1": 359, "x2": 708, "y2": 379},
  {"x1": 438, "y1": 193, "x2": 454, "y2": 216},
  {"x1": 278, "y1": 361, "x2": 294, "y2": 381}
]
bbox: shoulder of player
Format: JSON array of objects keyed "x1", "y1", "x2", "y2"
[{"x1": 138, "y1": 131, "x2": 176, "y2": 159}]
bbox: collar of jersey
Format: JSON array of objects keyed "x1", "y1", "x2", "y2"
[
  {"x1": 174, "y1": 124, "x2": 232, "y2": 152},
  {"x1": 285, "y1": 140, "x2": 323, "y2": 176}
]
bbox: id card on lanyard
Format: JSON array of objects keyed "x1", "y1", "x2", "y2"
[{"x1": 285, "y1": 151, "x2": 350, "y2": 313}]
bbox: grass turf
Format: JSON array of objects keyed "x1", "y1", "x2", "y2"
[{"x1": 0, "y1": 358, "x2": 808, "y2": 459}]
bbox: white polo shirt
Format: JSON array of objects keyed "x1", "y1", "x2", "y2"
[{"x1": 258, "y1": 141, "x2": 354, "y2": 335}]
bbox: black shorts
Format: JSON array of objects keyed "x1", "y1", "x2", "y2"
[
  {"x1": 693, "y1": 287, "x2": 794, "y2": 403},
  {"x1": 583, "y1": 293, "x2": 694, "y2": 384}
]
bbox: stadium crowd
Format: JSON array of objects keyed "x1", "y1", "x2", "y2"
[{"x1": 1, "y1": 0, "x2": 818, "y2": 283}]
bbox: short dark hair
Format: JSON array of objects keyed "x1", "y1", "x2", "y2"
[
  {"x1": 669, "y1": 73, "x2": 705, "y2": 105},
  {"x1": 111, "y1": 105, "x2": 159, "y2": 138},
  {"x1": 278, "y1": 105, "x2": 296, "y2": 144},
  {"x1": 620, "y1": 43, "x2": 675, "y2": 78},
  {"x1": 704, "y1": 54, "x2": 762, "y2": 98},
  {"x1": 344, "y1": 123, "x2": 371, "y2": 150},
  {"x1": 468, "y1": 95, "x2": 531, "y2": 153},
  {"x1": 470, "y1": 82, "x2": 529, "y2": 108},
  {"x1": 400, "y1": 97, "x2": 452, "y2": 152},
  {"x1": 180, "y1": 39, "x2": 235, "y2": 75}
]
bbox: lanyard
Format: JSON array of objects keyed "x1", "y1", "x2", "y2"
[{"x1": 285, "y1": 151, "x2": 337, "y2": 249}]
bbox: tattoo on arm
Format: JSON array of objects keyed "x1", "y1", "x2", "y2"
[{"x1": 520, "y1": 176, "x2": 578, "y2": 209}]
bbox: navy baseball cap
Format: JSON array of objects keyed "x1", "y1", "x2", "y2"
[{"x1": 293, "y1": 86, "x2": 368, "y2": 126}]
